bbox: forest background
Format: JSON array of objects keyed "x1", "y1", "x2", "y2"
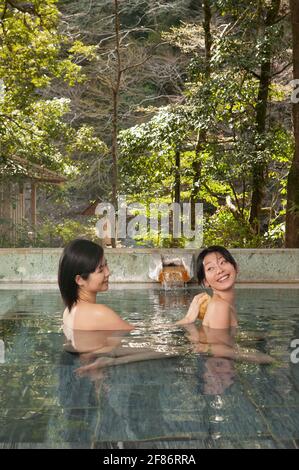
[{"x1": 1, "y1": 0, "x2": 299, "y2": 248}]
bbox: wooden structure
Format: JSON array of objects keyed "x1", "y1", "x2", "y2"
[{"x1": 0, "y1": 155, "x2": 66, "y2": 243}]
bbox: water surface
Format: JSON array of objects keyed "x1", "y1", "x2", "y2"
[{"x1": 0, "y1": 287, "x2": 298, "y2": 449}]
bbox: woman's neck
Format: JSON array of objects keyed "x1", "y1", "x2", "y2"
[
  {"x1": 78, "y1": 289, "x2": 97, "y2": 304},
  {"x1": 213, "y1": 288, "x2": 235, "y2": 306}
]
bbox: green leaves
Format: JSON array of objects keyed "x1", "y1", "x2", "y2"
[
  {"x1": 0, "y1": 0, "x2": 102, "y2": 180},
  {"x1": 116, "y1": 0, "x2": 292, "y2": 246}
]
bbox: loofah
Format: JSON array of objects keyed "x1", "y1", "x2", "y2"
[{"x1": 198, "y1": 294, "x2": 211, "y2": 320}]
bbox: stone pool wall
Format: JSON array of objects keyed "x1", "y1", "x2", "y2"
[{"x1": 0, "y1": 248, "x2": 298, "y2": 284}]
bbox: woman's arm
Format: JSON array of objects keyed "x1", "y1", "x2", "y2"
[
  {"x1": 75, "y1": 349, "x2": 177, "y2": 376},
  {"x1": 203, "y1": 343, "x2": 274, "y2": 364}
]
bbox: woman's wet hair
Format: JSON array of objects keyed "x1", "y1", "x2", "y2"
[
  {"x1": 58, "y1": 239, "x2": 104, "y2": 311},
  {"x1": 196, "y1": 245, "x2": 237, "y2": 287}
]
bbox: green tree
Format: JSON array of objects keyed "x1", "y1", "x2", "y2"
[
  {"x1": 119, "y1": 1, "x2": 293, "y2": 247},
  {"x1": 56, "y1": 0, "x2": 198, "y2": 204},
  {"x1": 0, "y1": 0, "x2": 104, "y2": 175}
]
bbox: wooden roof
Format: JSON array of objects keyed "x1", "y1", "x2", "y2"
[{"x1": 0, "y1": 155, "x2": 67, "y2": 184}]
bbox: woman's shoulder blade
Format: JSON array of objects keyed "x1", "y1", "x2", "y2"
[{"x1": 72, "y1": 303, "x2": 133, "y2": 330}]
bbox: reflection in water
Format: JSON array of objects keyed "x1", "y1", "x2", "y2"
[
  {"x1": 56, "y1": 350, "x2": 189, "y2": 446},
  {"x1": 62, "y1": 324, "x2": 238, "y2": 402},
  {"x1": 62, "y1": 289, "x2": 272, "y2": 401},
  {"x1": 63, "y1": 325, "x2": 181, "y2": 378},
  {"x1": 55, "y1": 315, "x2": 277, "y2": 446},
  {"x1": 1, "y1": 287, "x2": 299, "y2": 447},
  {"x1": 56, "y1": 330, "x2": 237, "y2": 448},
  {"x1": 157, "y1": 290, "x2": 190, "y2": 310},
  {"x1": 203, "y1": 357, "x2": 235, "y2": 395}
]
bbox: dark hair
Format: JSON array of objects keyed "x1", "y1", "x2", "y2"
[
  {"x1": 196, "y1": 245, "x2": 237, "y2": 287},
  {"x1": 58, "y1": 239, "x2": 104, "y2": 311}
]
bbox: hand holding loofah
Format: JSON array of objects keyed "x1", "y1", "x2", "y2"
[
  {"x1": 198, "y1": 294, "x2": 211, "y2": 320},
  {"x1": 176, "y1": 292, "x2": 212, "y2": 325}
]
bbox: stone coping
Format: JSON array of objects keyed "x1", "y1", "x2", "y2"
[
  {"x1": 0, "y1": 248, "x2": 298, "y2": 283},
  {"x1": 0, "y1": 282, "x2": 299, "y2": 290}
]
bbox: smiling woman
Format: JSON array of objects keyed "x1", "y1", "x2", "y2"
[
  {"x1": 198, "y1": 246, "x2": 238, "y2": 329},
  {"x1": 58, "y1": 239, "x2": 133, "y2": 331},
  {"x1": 176, "y1": 246, "x2": 274, "y2": 365},
  {"x1": 177, "y1": 246, "x2": 238, "y2": 329}
]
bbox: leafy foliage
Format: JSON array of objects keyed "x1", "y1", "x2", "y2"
[
  {"x1": 0, "y1": 0, "x2": 295, "y2": 247},
  {"x1": 0, "y1": 0, "x2": 104, "y2": 175}
]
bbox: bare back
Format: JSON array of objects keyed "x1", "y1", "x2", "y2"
[{"x1": 63, "y1": 302, "x2": 134, "y2": 331}]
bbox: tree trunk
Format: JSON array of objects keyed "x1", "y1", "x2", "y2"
[
  {"x1": 249, "y1": 0, "x2": 281, "y2": 235},
  {"x1": 191, "y1": 0, "x2": 212, "y2": 229},
  {"x1": 174, "y1": 149, "x2": 180, "y2": 204},
  {"x1": 190, "y1": 135, "x2": 204, "y2": 230},
  {"x1": 203, "y1": 0, "x2": 212, "y2": 77},
  {"x1": 286, "y1": 0, "x2": 299, "y2": 247},
  {"x1": 171, "y1": 149, "x2": 181, "y2": 247},
  {"x1": 111, "y1": 0, "x2": 121, "y2": 247}
]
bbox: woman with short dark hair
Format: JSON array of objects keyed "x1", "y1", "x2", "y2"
[
  {"x1": 58, "y1": 239, "x2": 133, "y2": 331},
  {"x1": 177, "y1": 246, "x2": 274, "y2": 364},
  {"x1": 58, "y1": 239, "x2": 176, "y2": 367},
  {"x1": 177, "y1": 245, "x2": 238, "y2": 329}
]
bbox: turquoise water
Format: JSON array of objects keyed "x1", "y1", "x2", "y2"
[{"x1": 0, "y1": 287, "x2": 299, "y2": 449}]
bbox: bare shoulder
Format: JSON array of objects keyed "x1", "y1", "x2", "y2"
[
  {"x1": 203, "y1": 299, "x2": 231, "y2": 329},
  {"x1": 207, "y1": 298, "x2": 231, "y2": 312},
  {"x1": 73, "y1": 303, "x2": 134, "y2": 331}
]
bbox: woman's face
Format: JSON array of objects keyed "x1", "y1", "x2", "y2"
[
  {"x1": 82, "y1": 257, "x2": 110, "y2": 293},
  {"x1": 203, "y1": 252, "x2": 237, "y2": 291}
]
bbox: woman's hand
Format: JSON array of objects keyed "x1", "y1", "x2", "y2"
[{"x1": 176, "y1": 293, "x2": 210, "y2": 325}]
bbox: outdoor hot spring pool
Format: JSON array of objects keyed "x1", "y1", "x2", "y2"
[{"x1": 0, "y1": 286, "x2": 299, "y2": 449}]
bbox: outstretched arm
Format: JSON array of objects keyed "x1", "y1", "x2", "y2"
[
  {"x1": 193, "y1": 341, "x2": 274, "y2": 364},
  {"x1": 182, "y1": 322, "x2": 274, "y2": 365},
  {"x1": 76, "y1": 349, "x2": 177, "y2": 376}
]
